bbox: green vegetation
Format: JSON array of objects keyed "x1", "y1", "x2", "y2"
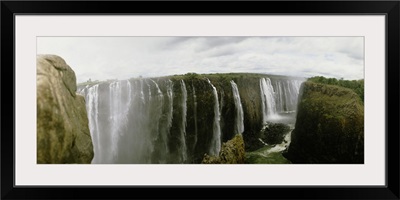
[
  {"x1": 202, "y1": 134, "x2": 245, "y2": 164},
  {"x1": 308, "y1": 76, "x2": 364, "y2": 103},
  {"x1": 285, "y1": 81, "x2": 364, "y2": 163},
  {"x1": 245, "y1": 146, "x2": 291, "y2": 164}
]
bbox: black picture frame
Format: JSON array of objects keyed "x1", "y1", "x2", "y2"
[{"x1": 2, "y1": 1, "x2": 399, "y2": 199}]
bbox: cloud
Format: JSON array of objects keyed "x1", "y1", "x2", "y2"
[{"x1": 37, "y1": 37, "x2": 364, "y2": 83}]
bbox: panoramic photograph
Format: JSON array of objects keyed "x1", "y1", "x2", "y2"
[{"x1": 36, "y1": 36, "x2": 364, "y2": 164}]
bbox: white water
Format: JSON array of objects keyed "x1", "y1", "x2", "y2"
[
  {"x1": 260, "y1": 78, "x2": 278, "y2": 123},
  {"x1": 84, "y1": 84, "x2": 101, "y2": 163},
  {"x1": 108, "y1": 80, "x2": 132, "y2": 163},
  {"x1": 274, "y1": 80, "x2": 303, "y2": 112},
  {"x1": 153, "y1": 79, "x2": 173, "y2": 163},
  {"x1": 79, "y1": 76, "x2": 303, "y2": 164},
  {"x1": 109, "y1": 81, "x2": 121, "y2": 162},
  {"x1": 166, "y1": 80, "x2": 174, "y2": 134},
  {"x1": 266, "y1": 124, "x2": 294, "y2": 154},
  {"x1": 139, "y1": 79, "x2": 145, "y2": 104},
  {"x1": 219, "y1": 90, "x2": 224, "y2": 113},
  {"x1": 230, "y1": 80, "x2": 244, "y2": 135},
  {"x1": 207, "y1": 79, "x2": 221, "y2": 156},
  {"x1": 149, "y1": 79, "x2": 165, "y2": 162},
  {"x1": 192, "y1": 83, "x2": 198, "y2": 151},
  {"x1": 146, "y1": 80, "x2": 152, "y2": 101},
  {"x1": 180, "y1": 80, "x2": 188, "y2": 162}
]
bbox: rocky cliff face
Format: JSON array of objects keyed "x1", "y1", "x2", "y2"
[
  {"x1": 78, "y1": 73, "x2": 303, "y2": 164},
  {"x1": 284, "y1": 81, "x2": 364, "y2": 163},
  {"x1": 37, "y1": 55, "x2": 94, "y2": 164},
  {"x1": 201, "y1": 134, "x2": 245, "y2": 164}
]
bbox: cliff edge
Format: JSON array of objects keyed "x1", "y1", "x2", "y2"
[{"x1": 284, "y1": 81, "x2": 364, "y2": 163}]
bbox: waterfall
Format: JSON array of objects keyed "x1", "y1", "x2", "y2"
[
  {"x1": 78, "y1": 75, "x2": 303, "y2": 164},
  {"x1": 139, "y1": 79, "x2": 145, "y2": 104},
  {"x1": 108, "y1": 80, "x2": 132, "y2": 163},
  {"x1": 260, "y1": 78, "x2": 278, "y2": 123},
  {"x1": 166, "y1": 80, "x2": 174, "y2": 133},
  {"x1": 146, "y1": 80, "x2": 152, "y2": 101},
  {"x1": 273, "y1": 80, "x2": 302, "y2": 113},
  {"x1": 149, "y1": 79, "x2": 165, "y2": 162},
  {"x1": 180, "y1": 80, "x2": 188, "y2": 162},
  {"x1": 192, "y1": 83, "x2": 198, "y2": 152},
  {"x1": 109, "y1": 81, "x2": 121, "y2": 162},
  {"x1": 207, "y1": 79, "x2": 221, "y2": 156},
  {"x1": 219, "y1": 90, "x2": 224, "y2": 113},
  {"x1": 230, "y1": 80, "x2": 244, "y2": 135},
  {"x1": 84, "y1": 84, "x2": 101, "y2": 163}
]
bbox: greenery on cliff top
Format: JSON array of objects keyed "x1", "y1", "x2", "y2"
[
  {"x1": 286, "y1": 81, "x2": 364, "y2": 163},
  {"x1": 308, "y1": 76, "x2": 364, "y2": 103},
  {"x1": 78, "y1": 72, "x2": 305, "y2": 87}
]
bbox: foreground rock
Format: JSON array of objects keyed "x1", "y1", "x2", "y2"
[
  {"x1": 37, "y1": 54, "x2": 94, "y2": 164},
  {"x1": 260, "y1": 122, "x2": 291, "y2": 145},
  {"x1": 284, "y1": 82, "x2": 364, "y2": 163},
  {"x1": 202, "y1": 134, "x2": 245, "y2": 164}
]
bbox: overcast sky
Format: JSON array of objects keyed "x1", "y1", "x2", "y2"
[{"x1": 37, "y1": 37, "x2": 364, "y2": 83}]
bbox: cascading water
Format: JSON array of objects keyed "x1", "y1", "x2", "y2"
[
  {"x1": 219, "y1": 90, "x2": 224, "y2": 113},
  {"x1": 108, "y1": 81, "x2": 121, "y2": 162},
  {"x1": 260, "y1": 77, "x2": 304, "y2": 124},
  {"x1": 179, "y1": 80, "x2": 188, "y2": 162},
  {"x1": 146, "y1": 80, "x2": 152, "y2": 101},
  {"x1": 273, "y1": 80, "x2": 303, "y2": 113},
  {"x1": 84, "y1": 84, "x2": 101, "y2": 163},
  {"x1": 192, "y1": 83, "x2": 198, "y2": 152},
  {"x1": 230, "y1": 80, "x2": 244, "y2": 135},
  {"x1": 148, "y1": 79, "x2": 165, "y2": 162},
  {"x1": 108, "y1": 80, "x2": 132, "y2": 163},
  {"x1": 260, "y1": 78, "x2": 278, "y2": 123},
  {"x1": 207, "y1": 79, "x2": 222, "y2": 156},
  {"x1": 150, "y1": 79, "x2": 172, "y2": 164},
  {"x1": 139, "y1": 79, "x2": 145, "y2": 104},
  {"x1": 166, "y1": 80, "x2": 174, "y2": 130},
  {"x1": 79, "y1": 75, "x2": 303, "y2": 164}
]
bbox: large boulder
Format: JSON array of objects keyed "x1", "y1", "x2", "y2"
[
  {"x1": 202, "y1": 134, "x2": 245, "y2": 164},
  {"x1": 260, "y1": 122, "x2": 291, "y2": 145},
  {"x1": 284, "y1": 82, "x2": 364, "y2": 163},
  {"x1": 37, "y1": 54, "x2": 94, "y2": 164}
]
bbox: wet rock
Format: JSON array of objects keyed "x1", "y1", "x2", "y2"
[{"x1": 260, "y1": 122, "x2": 291, "y2": 145}]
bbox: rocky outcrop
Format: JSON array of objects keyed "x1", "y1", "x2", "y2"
[
  {"x1": 37, "y1": 54, "x2": 94, "y2": 164},
  {"x1": 260, "y1": 122, "x2": 291, "y2": 145},
  {"x1": 202, "y1": 134, "x2": 245, "y2": 164},
  {"x1": 284, "y1": 81, "x2": 364, "y2": 163}
]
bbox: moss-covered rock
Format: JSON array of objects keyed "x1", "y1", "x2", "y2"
[
  {"x1": 284, "y1": 81, "x2": 364, "y2": 163},
  {"x1": 260, "y1": 122, "x2": 291, "y2": 145},
  {"x1": 37, "y1": 55, "x2": 94, "y2": 164},
  {"x1": 202, "y1": 134, "x2": 245, "y2": 164}
]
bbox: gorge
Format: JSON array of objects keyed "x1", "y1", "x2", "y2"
[
  {"x1": 78, "y1": 73, "x2": 304, "y2": 164},
  {"x1": 37, "y1": 55, "x2": 364, "y2": 164}
]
